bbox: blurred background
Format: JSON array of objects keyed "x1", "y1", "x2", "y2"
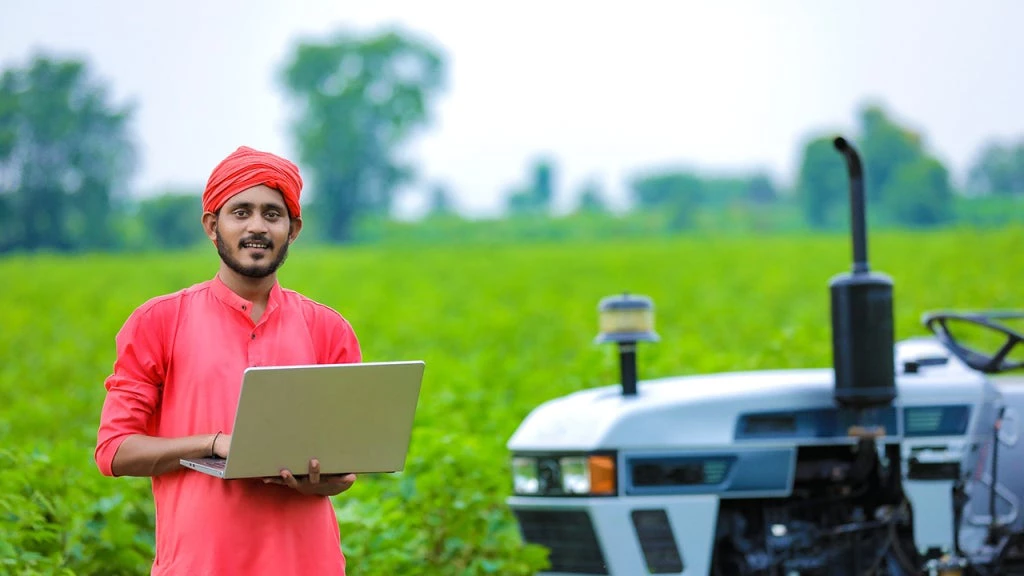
[{"x1": 2, "y1": 0, "x2": 1023, "y2": 253}]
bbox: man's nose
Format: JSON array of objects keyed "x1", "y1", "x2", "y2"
[{"x1": 246, "y1": 215, "x2": 270, "y2": 233}]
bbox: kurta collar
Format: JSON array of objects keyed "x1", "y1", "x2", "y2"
[{"x1": 210, "y1": 274, "x2": 283, "y2": 319}]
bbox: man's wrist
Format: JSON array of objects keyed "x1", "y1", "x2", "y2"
[{"x1": 210, "y1": 432, "x2": 221, "y2": 457}]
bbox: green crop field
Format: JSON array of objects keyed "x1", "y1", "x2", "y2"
[{"x1": 1, "y1": 227, "x2": 1020, "y2": 575}]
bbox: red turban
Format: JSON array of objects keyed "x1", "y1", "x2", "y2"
[{"x1": 202, "y1": 146, "x2": 304, "y2": 218}]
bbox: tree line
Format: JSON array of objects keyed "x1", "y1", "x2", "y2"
[
  {"x1": 2, "y1": 28, "x2": 1022, "y2": 254},
  {"x1": 498, "y1": 104, "x2": 1023, "y2": 234}
]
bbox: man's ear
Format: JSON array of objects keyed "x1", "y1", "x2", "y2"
[
  {"x1": 202, "y1": 212, "x2": 218, "y2": 242},
  {"x1": 288, "y1": 217, "x2": 303, "y2": 243}
]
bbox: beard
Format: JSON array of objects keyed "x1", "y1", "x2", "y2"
[{"x1": 216, "y1": 230, "x2": 290, "y2": 279}]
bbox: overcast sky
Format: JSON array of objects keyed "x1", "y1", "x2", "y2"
[{"x1": 2, "y1": 0, "x2": 1022, "y2": 217}]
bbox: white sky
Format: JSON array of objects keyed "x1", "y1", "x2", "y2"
[{"x1": 2, "y1": 0, "x2": 1022, "y2": 217}]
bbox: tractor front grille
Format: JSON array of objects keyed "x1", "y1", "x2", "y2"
[
  {"x1": 514, "y1": 509, "x2": 609, "y2": 574},
  {"x1": 632, "y1": 509, "x2": 684, "y2": 574}
]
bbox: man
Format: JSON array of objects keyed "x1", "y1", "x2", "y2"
[{"x1": 94, "y1": 146, "x2": 362, "y2": 575}]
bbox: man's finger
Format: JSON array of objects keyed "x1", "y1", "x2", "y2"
[
  {"x1": 280, "y1": 469, "x2": 300, "y2": 489},
  {"x1": 309, "y1": 458, "x2": 320, "y2": 484},
  {"x1": 324, "y1": 473, "x2": 357, "y2": 486}
]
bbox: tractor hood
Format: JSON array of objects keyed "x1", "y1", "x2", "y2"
[{"x1": 507, "y1": 337, "x2": 994, "y2": 452}]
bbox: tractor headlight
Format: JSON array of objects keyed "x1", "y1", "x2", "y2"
[
  {"x1": 512, "y1": 457, "x2": 540, "y2": 494},
  {"x1": 511, "y1": 453, "x2": 617, "y2": 496},
  {"x1": 560, "y1": 457, "x2": 591, "y2": 494}
]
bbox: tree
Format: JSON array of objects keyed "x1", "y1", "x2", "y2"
[
  {"x1": 281, "y1": 28, "x2": 446, "y2": 243},
  {"x1": 796, "y1": 136, "x2": 847, "y2": 229},
  {"x1": 0, "y1": 53, "x2": 136, "y2": 252},
  {"x1": 795, "y1": 103, "x2": 954, "y2": 230},
  {"x1": 747, "y1": 173, "x2": 777, "y2": 204},
  {"x1": 855, "y1": 104, "x2": 955, "y2": 226},
  {"x1": 629, "y1": 170, "x2": 703, "y2": 230},
  {"x1": 881, "y1": 156, "x2": 954, "y2": 227},
  {"x1": 575, "y1": 178, "x2": 608, "y2": 215},
  {"x1": 858, "y1": 104, "x2": 925, "y2": 202},
  {"x1": 506, "y1": 157, "x2": 557, "y2": 216},
  {"x1": 426, "y1": 181, "x2": 456, "y2": 217},
  {"x1": 135, "y1": 191, "x2": 206, "y2": 249},
  {"x1": 967, "y1": 139, "x2": 1024, "y2": 196},
  {"x1": 532, "y1": 158, "x2": 554, "y2": 208}
]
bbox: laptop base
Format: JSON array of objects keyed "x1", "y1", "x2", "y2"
[{"x1": 180, "y1": 457, "x2": 227, "y2": 478}]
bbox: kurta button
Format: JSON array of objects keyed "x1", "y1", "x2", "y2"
[
  {"x1": 251, "y1": 333, "x2": 256, "y2": 340},
  {"x1": 242, "y1": 305, "x2": 247, "y2": 310}
]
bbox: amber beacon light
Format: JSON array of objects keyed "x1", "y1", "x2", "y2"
[{"x1": 595, "y1": 293, "x2": 659, "y2": 397}]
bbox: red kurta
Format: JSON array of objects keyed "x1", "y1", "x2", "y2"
[{"x1": 95, "y1": 275, "x2": 361, "y2": 575}]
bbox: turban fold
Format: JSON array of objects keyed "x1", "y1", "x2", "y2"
[{"x1": 203, "y1": 146, "x2": 303, "y2": 218}]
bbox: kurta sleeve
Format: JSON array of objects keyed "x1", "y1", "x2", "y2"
[
  {"x1": 94, "y1": 303, "x2": 169, "y2": 476},
  {"x1": 324, "y1": 314, "x2": 361, "y2": 365},
  {"x1": 306, "y1": 302, "x2": 362, "y2": 365}
]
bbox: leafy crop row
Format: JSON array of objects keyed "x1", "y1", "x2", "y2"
[{"x1": 1, "y1": 228, "x2": 1018, "y2": 574}]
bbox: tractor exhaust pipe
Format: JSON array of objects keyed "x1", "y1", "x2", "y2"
[
  {"x1": 829, "y1": 137, "x2": 897, "y2": 411},
  {"x1": 834, "y1": 137, "x2": 869, "y2": 275}
]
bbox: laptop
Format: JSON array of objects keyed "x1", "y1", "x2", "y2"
[{"x1": 180, "y1": 360, "x2": 425, "y2": 479}]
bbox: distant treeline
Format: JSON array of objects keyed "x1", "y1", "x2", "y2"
[
  {"x1": 1, "y1": 29, "x2": 1023, "y2": 254},
  {"x1": 347, "y1": 196, "x2": 1023, "y2": 249}
]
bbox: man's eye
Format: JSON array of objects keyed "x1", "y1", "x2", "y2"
[{"x1": 233, "y1": 210, "x2": 249, "y2": 218}]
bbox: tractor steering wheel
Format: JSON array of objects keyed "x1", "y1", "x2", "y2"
[{"x1": 922, "y1": 311, "x2": 1024, "y2": 374}]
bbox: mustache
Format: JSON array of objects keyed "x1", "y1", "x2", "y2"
[{"x1": 238, "y1": 235, "x2": 274, "y2": 249}]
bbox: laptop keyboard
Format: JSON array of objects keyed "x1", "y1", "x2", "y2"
[{"x1": 193, "y1": 457, "x2": 227, "y2": 470}]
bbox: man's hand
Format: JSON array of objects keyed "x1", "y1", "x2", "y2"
[
  {"x1": 263, "y1": 458, "x2": 357, "y2": 497},
  {"x1": 213, "y1": 433, "x2": 231, "y2": 459}
]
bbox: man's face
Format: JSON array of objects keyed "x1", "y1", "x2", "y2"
[{"x1": 210, "y1": 185, "x2": 298, "y2": 279}]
